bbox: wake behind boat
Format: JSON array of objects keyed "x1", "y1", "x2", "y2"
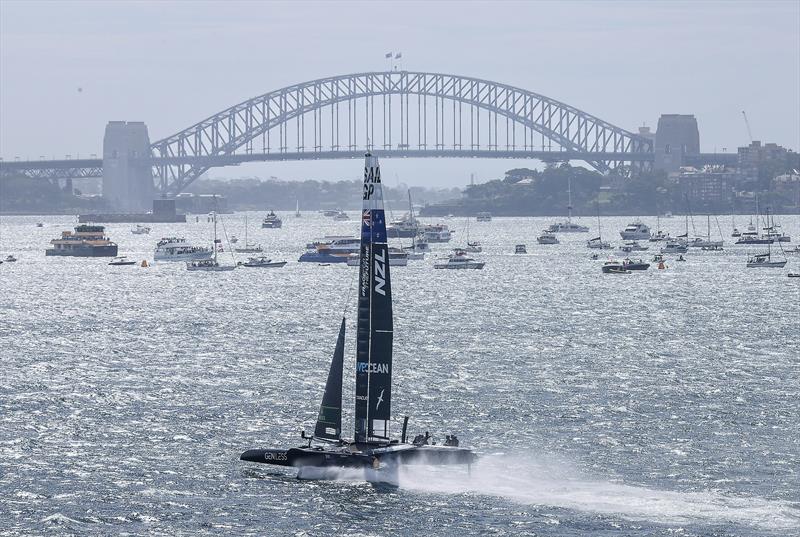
[{"x1": 240, "y1": 154, "x2": 475, "y2": 482}]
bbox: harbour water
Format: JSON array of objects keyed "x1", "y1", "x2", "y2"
[{"x1": 1, "y1": 213, "x2": 799, "y2": 535}]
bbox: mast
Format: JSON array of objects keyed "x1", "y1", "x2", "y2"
[
  {"x1": 596, "y1": 202, "x2": 603, "y2": 242},
  {"x1": 213, "y1": 196, "x2": 218, "y2": 264},
  {"x1": 244, "y1": 214, "x2": 248, "y2": 246},
  {"x1": 567, "y1": 177, "x2": 573, "y2": 223},
  {"x1": 354, "y1": 154, "x2": 393, "y2": 444}
]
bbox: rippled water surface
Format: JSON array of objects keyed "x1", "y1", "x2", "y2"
[{"x1": 1, "y1": 213, "x2": 799, "y2": 536}]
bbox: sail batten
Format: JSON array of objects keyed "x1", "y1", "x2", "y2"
[
  {"x1": 313, "y1": 317, "x2": 346, "y2": 441},
  {"x1": 354, "y1": 154, "x2": 393, "y2": 443}
]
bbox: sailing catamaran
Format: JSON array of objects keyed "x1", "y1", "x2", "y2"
[{"x1": 240, "y1": 154, "x2": 475, "y2": 480}]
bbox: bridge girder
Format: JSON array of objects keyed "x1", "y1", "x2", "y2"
[{"x1": 151, "y1": 71, "x2": 654, "y2": 195}]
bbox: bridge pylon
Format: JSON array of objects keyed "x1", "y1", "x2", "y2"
[{"x1": 102, "y1": 121, "x2": 155, "y2": 211}]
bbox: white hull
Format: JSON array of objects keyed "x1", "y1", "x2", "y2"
[{"x1": 155, "y1": 250, "x2": 212, "y2": 261}]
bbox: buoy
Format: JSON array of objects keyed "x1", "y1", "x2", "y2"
[
  {"x1": 141, "y1": 260, "x2": 149, "y2": 267},
  {"x1": 658, "y1": 261, "x2": 666, "y2": 270}
]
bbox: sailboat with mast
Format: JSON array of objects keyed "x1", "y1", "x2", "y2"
[
  {"x1": 746, "y1": 237, "x2": 787, "y2": 268},
  {"x1": 240, "y1": 154, "x2": 475, "y2": 479},
  {"x1": 234, "y1": 214, "x2": 263, "y2": 253},
  {"x1": 587, "y1": 203, "x2": 612, "y2": 249},
  {"x1": 546, "y1": 177, "x2": 589, "y2": 232},
  {"x1": 187, "y1": 201, "x2": 235, "y2": 271}
]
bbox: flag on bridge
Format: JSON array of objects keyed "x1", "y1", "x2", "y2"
[
  {"x1": 385, "y1": 52, "x2": 392, "y2": 59},
  {"x1": 395, "y1": 52, "x2": 402, "y2": 59}
]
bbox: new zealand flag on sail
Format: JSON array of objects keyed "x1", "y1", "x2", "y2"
[{"x1": 354, "y1": 154, "x2": 393, "y2": 442}]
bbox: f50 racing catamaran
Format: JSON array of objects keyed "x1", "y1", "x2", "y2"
[{"x1": 240, "y1": 154, "x2": 475, "y2": 480}]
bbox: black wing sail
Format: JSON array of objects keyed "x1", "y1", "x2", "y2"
[
  {"x1": 354, "y1": 154, "x2": 393, "y2": 443},
  {"x1": 313, "y1": 317, "x2": 346, "y2": 441}
]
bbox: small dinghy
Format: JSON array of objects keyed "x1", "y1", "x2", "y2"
[
  {"x1": 108, "y1": 256, "x2": 136, "y2": 266},
  {"x1": 4, "y1": 254, "x2": 18, "y2": 262}
]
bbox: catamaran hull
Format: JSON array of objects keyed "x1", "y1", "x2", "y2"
[{"x1": 240, "y1": 444, "x2": 475, "y2": 471}]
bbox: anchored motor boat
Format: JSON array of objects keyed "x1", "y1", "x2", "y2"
[
  {"x1": 238, "y1": 256, "x2": 287, "y2": 268},
  {"x1": 701, "y1": 245, "x2": 724, "y2": 251},
  {"x1": 108, "y1": 256, "x2": 136, "y2": 266},
  {"x1": 619, "y1": 241, "x2": 649, "y2": 253},
  {"x1": 515, "y1": 244, "x2": 527, "y2": 254},
  {"x1": 622, "y1": 258, "x2": 650, "y2": 271},
  {"x1": 240, "y1": 154, "x2": 476, "y2": 482},
  {"x1": 661, "y1": 240, "x2": 688, "y2": 254},
  {"x1": 131, "y1": 224, "x2": 151, "y2": 235},
  {"x1": 434, "y1": 248, "x2": 485, "y2": 269},
  {"x1": 619, "y1": 221, "x2": 651, "y2": 240},
  {"x1": 421, "y1": 224, "x2": 453, "y2": 243},
  {"x1": 4, "y1": 254, "x2": 17, "y2": 262},
  {"x1": 333, "y1": 211, "x2": 350, "y2": 221},
  {"x1": 262, "y1": 211, "x2": 283, "y2": 228},
  {"x1": 537, "y1": 232, "x2": 559, "y2": 245},
  {"x1": 601, "y1": 261, "x2": 631, "y2": 274}
]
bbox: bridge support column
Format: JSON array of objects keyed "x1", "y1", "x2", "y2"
[{"x1": 102, "y1": 121, "x2": 154, "y2": 212}]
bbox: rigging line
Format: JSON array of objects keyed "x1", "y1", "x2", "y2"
[
  {"x1": 217, "y1": 213, "x2": 238, "y2": 265},
  {"x1": 341, "y1": 256, "x2": 357, "y2": 318}
]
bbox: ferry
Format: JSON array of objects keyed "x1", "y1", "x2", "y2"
[
  {"x1": 346, "y1": 248, "x2": 408, "y2": 267},
  {"x1": 299, "y1": 236, "x2": 362, "y2": 263},
  {"x1": 45, "y1": 225, "x2": 118, "y2": 257},
  {"x1": 154, "y1": 238, "x2": 212, "y2": 261},
  {"x1": 619, "y1": 221, "x2": 651, "y2": 240}
]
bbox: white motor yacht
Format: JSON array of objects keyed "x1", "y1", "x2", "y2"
[
  {"x1": 131, "y1": 224, "x2": 151, "y2": 235},
  {"x1": 661, "y1": 240, "x2": 688, "y2": 254},
  {"x1": 619, "y1": 221, "x2": 651, "y2": 240},
  {"x1": 619, "y1": 241, "x2": 649, "y2": 253},
  {"x1": 434, "y1": 249, "x2": 485, "y2": 269},
  {"x1": 238, "y1": 256, "x2": 287, "y2": 268},
  {"x1": 537, "y1": 232, "x2": 559, "y2": 245}
]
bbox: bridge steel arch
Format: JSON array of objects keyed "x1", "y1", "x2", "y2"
[{"x1": 151, "y1": 71, "x2": 653, "y2": 195}]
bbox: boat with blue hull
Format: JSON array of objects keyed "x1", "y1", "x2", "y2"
[{"x1": 241, "y1": 154, "x2": 475, "y2": 481}]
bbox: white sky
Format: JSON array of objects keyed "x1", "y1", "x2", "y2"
[{"x1": 1, "y1": 0, "x2": 798, "y2": 187}]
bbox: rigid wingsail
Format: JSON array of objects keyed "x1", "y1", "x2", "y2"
[{"x1": 240, "y1": 154, "x2": 475, "y2": 480}]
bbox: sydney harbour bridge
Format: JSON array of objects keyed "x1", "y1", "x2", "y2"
[{"x1": 0, "y1": 70, "x2": 733, "y2": 206}]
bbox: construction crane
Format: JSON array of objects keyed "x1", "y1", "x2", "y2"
[{"x1": 741, "y1": 110, "x2": 754, "y2": 143}]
